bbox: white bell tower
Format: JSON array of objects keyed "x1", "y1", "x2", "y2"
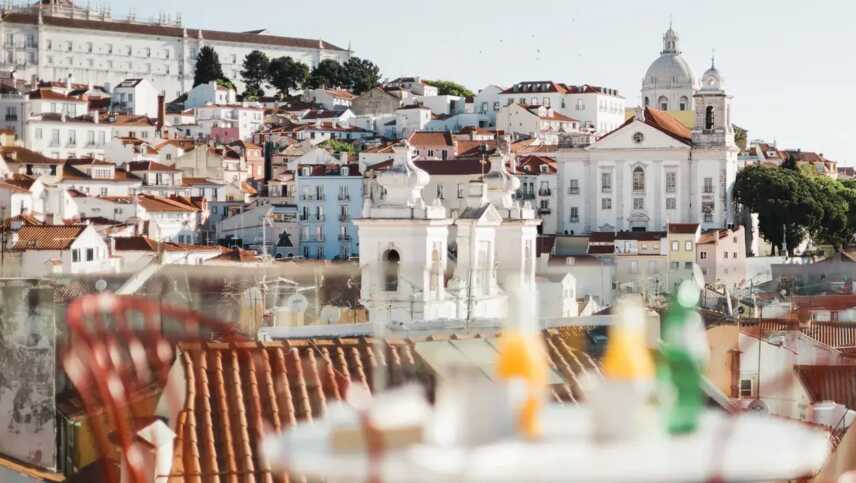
[
  {"x1": 692, "y1": 57, "x2": 735, "y2": 149},
  {"x1": 354, "y1": 142, "x2": 456, "y2": 324}
]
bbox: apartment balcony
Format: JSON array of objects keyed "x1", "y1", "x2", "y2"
[
  {"x1": 338, "y1": 214, "x2": 349, "y2": 222},
  {"x1": 568, "y1": 187, "x2": 580, "y2": 195},
  {"x1": 300, "y1": 194, "x2": 315, "y2": 201},
  {"x1": 316, "y1": 194, "x2": 326, "y2": 201},
  {"x1": 4, "y1": 115, "x2": 17, "y2": 121},
  {"x1": 538, "y1": 189, "x2": 552, "y2": 197},
  {"x1": 601, "y1": 186, "x2": 612, "y2": 194},
  {"x1": 538, "y1": 207, "x2": 552, "y2": 215},
  {"x1": 337, "y1": 194, "x2": 351, "y2": 201},
  {"x1": 338, "y1": 234, "x2": 351, "y2": 241},
  {"x1": 569, "y1": 217, "x2": 580, "y2": 223},
  {"x1": 316, "y1": 215, "x2": 325, "y2": 221}
]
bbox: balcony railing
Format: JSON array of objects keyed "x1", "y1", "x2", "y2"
[
  {"x1": 338, "y1": 234, "x2": 351, "y2": 240},
  {"x1": 338, "y1": 214, "x2": 349, "y2": 221},
  {"x1": 568, "y1": 187, "x2": 580, "y2": 195},
  {"x1": 601, "y1": 186, "x2": 612, "y2": 194},
  {"x1": 538, "y1": 207, "x2": 552, "y2": 215},
  {"x1": 4, "y1": 115, "x2": 17, "y2": 121},
  {"x1": 337, "y1": 194, "x2": 351, "y2": 201},
  {"x1": 569, "y1": 216, "x2": 579, "y2": 223},
  {"x1": 538, "y1": 189, "x2": 552, "y2": 197},
  {"x1": 300, "y1": 194, "x2": 315, "y2": 201}
]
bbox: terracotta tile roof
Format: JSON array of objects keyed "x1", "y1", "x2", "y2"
[
  {"x1": 171, "y1": 329, "x2": 600, "y2": 481},
  {"x1": 26, "y1": 88, "x2": 87, "y2": 102},
  {"x1": 501, "y1": 81, "x2": 569, "y2": 95},
  {"x1": 207, "y1": 247, "x2": 259, "y2": 263},
  {"x1": 12, "y1": 224, "x2": 86, "y2": 250},
  {"x1": 113, "y1": 235, "x2": 160, "y2": 252},
  {"x1": 407, "y1": 131, "x2": 454, "y2": 147},
  {"x1": 792, "y1": 295, "x2": 856, "y2": 313},
  {"x1": 362, "y1": 143, "x2": 396, "y2": 154},
  {"x1": 126, "y1": 160, "x2": 179, "y2": 172},
  {"x1": 324, "y1": 88, "x2": 356, "y2": 100},
  {"x1": 0, "y1": 145, "x2": 61, "y2": 164},
  {"x1": 302, "y1": 109, "x2": 347, "y2": 120},
  {"x1": 182, "y1": 176, "x2": 220, "y2": 187},
  {"x1": 61, "y1": 163, "x2": 140, "y2": 183},
  {"x1": 517, "y1": 155, "x2": 557, "y2": 175},
  {"x1": 0, "y1": 178, "x2": 30, "y2": 193},
  {"x1": 643, "y1": 107, "x2": 692, "y2": 144},
  {"x1": 455, "y1": 140, "x2": 496, "y2": 158},
  {"x1": 137, "y1": 194, "x2": 199, "y2": 213},
  {"x1": 536, "y1": 235, "x2": 555, "y2": 256},
  {"x1": 795, "y1": 365, "x2": 856, "y2": 409},
  {"x1": 2, "y1": 12, "x2": 346, "y2": 51},
  {"x1": 731, "y1": 319, "x2": 856, "y2": 349},
  {"x1": 668, "y1": 223, "x2": 700, "y2": 234}
]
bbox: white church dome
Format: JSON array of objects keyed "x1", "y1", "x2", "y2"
[{"x1": 642, "y1": 27, "x2": 696, "y2": 90}]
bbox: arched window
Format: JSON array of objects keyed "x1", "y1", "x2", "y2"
[
  {"x1": 658, "y1": 96, "x2": 668, "y2": 111},
  {"x1": 679, "y1": 96, "x2": 689, "y2": 111},
  {"x1": 383, "y1": 249, "x2": 400, "y2": 292},
  {"x1": 705, "y1": 106, "x2": 715, "y2": 130},
  {"x1": 632, "y1": 166, "x2": 645, "y2": 192},
  {"x1": 644, "y1": 96, "x2": 650, "y2": 107}
]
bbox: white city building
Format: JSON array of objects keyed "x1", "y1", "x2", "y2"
[
  {"x1": 0, "y1": 0, "x2": 350, "y2": 98},
  {"x1": 497, "y1": 81, "x2": 626, "y2": 134},
  {"x1": 556, "y1": 61, "x2": 738, "y2": 234},
  {"x1": 110, "y1": 77, "x2": 158, "y2": 117}
]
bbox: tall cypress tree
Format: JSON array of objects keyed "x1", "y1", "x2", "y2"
[{"x1": 193, "y1": 46, "x2": 225, "y2": 87}]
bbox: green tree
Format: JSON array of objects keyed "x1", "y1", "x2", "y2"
[
  {"x1": 267, "y1": 56, "x2": 309, "y2": 97},
  {"x1": 781, "y1": 152, "x2": 799, "y2": 171},
  {"x1": 733, "y1": 165, "x2": 823, "y2": 255},
  {"x1": 193, "y1": 46, "x2": 225, "y2": 87},
  {"x1": 342, "y1": 57, "x2": 380, "y2": 95},
  {"x1": 424, "y1": 79, "x2": 474, "y2": 97},
  {"x1": 307, "y1": 59, "x2": 346, "y2": 89},
  {"x1": 240, "y1": 50, "x2": 270, "y2": 99}
]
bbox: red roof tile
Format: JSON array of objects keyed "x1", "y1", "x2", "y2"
[
  {"x1": 643, "y1": 107, "x2": 692, "y2": 144},
  {"x1": 795, "y1": 365, "x2": 856, "y2": 409},
  {"x1": 668, "y1": 223, "x2": 700, "y2": 235},
  {"x1": 407, "y1": 131, "x2": 454, "y2": 147},
  {"x1": 12, "y1": 224, "x2": 86, "y2": 250}
]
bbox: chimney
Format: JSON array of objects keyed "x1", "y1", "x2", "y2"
[{"x1": 156, "y1": 93, "x2": 165, "y2": 134}]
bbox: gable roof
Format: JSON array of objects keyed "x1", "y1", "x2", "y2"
[
  {"x1": 668, "y1": 223, "x2": 700, "y2": 234},
  {"x1": 12, "y1": 224, "x2": 87, "y2": 250},
  {"x1": 643, "y1": 107, "x2": 692, "y2": 144},
  {"x1": 407, "y1": 131, "x2": 454, "y2": 147},
  {"x1": 136, "y1": 195, "x2": 199, "y2": 213},
  {"x1": 126, "y1": 160, "x2": 179, "y2": 172}
]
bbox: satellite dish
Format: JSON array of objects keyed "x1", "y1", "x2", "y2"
[
  {"x1": 286, "y1": 293, "x2": 308, "y2": 313},
  {"x1": 319, "y1": 305, "x2": 342, "y2": 324},
  {"x1": 95, "y1": 279, "x2": 108, "y2": 292},
  {"x1": 747, "y1": 399, "x2": 769, "y2": 414}
]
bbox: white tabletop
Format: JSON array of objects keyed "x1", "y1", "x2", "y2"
[{"x1": 263, "y1": 405, "x2": 831, "y2": 483}]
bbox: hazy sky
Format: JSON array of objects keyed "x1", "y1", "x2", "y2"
[{"x1": 111, "y1": 0, "x2": 856, "y2": 164}]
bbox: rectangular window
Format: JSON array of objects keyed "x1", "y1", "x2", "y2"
[
  {"x1": 666, "y1": 172, "x2": 676, "y2": 193},
  {"x1": 702, "y1": 201, "x2": 715, "y2": 223},
  {"x1": 86, "y1": 248, "x2": 94, "y2": 261},
  {"x1": 72, "y1": 249, "x2": 80, "y2": 262},
  {"x1": 666, "y1": 198, "x2": 676, "y2": 210},
  {"x1": 685, "y1": 241, "x2": 693, "y2": 251},
  {"x1": 568, "y1": 179, "x2": 579, "y2": 195},
  {"x1": 671, "y1": 241, "x2": 679, "y2": 252},
  {"x1": 569, "y1": 207, "x2": 579, "y2": 223},
  {"x1": 436, "y1": 184, "x2": 445, "y2": 199},
  {"x1": 601, "y1": 172, "x2": 612, "y2": 193},
  {"x1": 670, "y1": 261, "x2": 680, "y2": 269},
  {"x1": 700, "y1": 251, "x2": 708, "y2": 260},
  {"x1": 684, "y1": 262, "x2": 693, "y2": 269},
  {"x1": 457, "y1": 184, "x2": 464, "y2": 199},
  {"x1": 703, "y1": 177, "x2": 714, "y2": 194},
  {"x1": 633, "y1": 198, "x2": 644, "y2": 210},
  {"x1": 601, "y1": 198, "x2": 612, "y2": 210},
  {"x1": 739, "y1": 379, "x2": 753, "y2": 398}
]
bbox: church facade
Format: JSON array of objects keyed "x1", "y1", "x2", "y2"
[
  {"x1": 555, "y1": 26, "x2": 739, "y2": 235},
  {"x1": 354, "y1": 144, "x2": 540, "y2": 324}
]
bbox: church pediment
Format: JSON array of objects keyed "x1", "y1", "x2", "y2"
[
  {"x1": 591, "y1": 119, "x2": 690, "y2": 151},
  {"x1": 457, "y1": 203, "x2": 504, "y2": 225}
]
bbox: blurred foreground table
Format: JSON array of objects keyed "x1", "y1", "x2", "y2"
[{"x1": 265, "y1": 405, "x2": 831, "y2": 483}]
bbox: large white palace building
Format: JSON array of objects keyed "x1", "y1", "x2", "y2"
[{"x1": 0, "y1": 0, "x2": 350, "y2": 97}]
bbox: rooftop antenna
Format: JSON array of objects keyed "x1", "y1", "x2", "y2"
[{"x1": 711, "y1": 48, "x2": 716, "y2": 69}]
